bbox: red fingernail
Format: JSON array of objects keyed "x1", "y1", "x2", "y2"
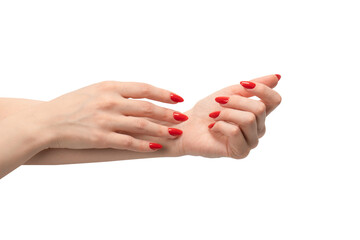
[
  {"x1": 170, "y1": 93, "x2": 184, "y2": 103},
  {"x1": 149, "y1": 142, "x2": 162, "y2": 150},
  {"x1": 209, "y1": 111, "x2": 220, "y2": 118},
  {"x1": 168, "y1": 128, "x2": 183, "y2": 136},
  {"x1": 240, "y1": 81, "x2": 256, "y2": 89},
  {"x1": 215, "y1": 96, "x2": 229, "y2": 104},
  {"x1": 208, "y1": 122, "x2": 215, "y2": 129},
  {"x1": 173, "y1": 112, "x2": 188, "y2": 121},
  {"x1": 275, "y1": 74, "x2": 281, "y2": 80}
]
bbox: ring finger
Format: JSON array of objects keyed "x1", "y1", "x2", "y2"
[
  {"x1": 108, "y1": 116, "x2": 183, "y2": 139},
  {"x1": 209, "y1": 109, "x2": 259, "y2": 148}
]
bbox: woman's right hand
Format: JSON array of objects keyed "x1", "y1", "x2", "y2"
[
  {"x1": 170, "y1": 74, "x2": 282, "y2": 159},
  {"x1": 25, "y1": 81, "x2": 188, "y2": 152}
]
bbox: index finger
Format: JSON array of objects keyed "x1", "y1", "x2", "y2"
[
  {"x1": 226, "y1": 74, "x2": 281, "y2": 97},
  {"x1": 118, "y1": 82, "x2": 184, "y2": 104},
  {"x1": 251, "y1": 74, "x2": 281, "y2": 88}
]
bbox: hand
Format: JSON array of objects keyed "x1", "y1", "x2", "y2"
[
  {"x1": 24, "y1": 81, "x2": 188, "y2": 152},
  {"x1": 174, "y1": 74, "x2": 282, "y2": 159}
]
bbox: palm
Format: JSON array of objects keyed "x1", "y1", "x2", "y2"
[{"x1": 177, "y1": 85, "x2": 247, "y2": 158}]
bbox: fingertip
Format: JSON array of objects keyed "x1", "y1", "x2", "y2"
[
  {"x1": 209, "y1": 111, "x2": 221, "y2": 118},
  {"x1": 168, "y1": 128, "x2": 183, "y2": 136},
  {"x1": 275, "y1": 74, "x2": 281, "y2": 80},
  {"x1": 170, "y1": 92, "x2": 184, "y2": 103},
  {"x1": 215, "y1": 96, "x2": 229, "y2": 104},
  {"x1": 149, "y1": 142, "x2": 162, "y2": 150},
  {"x1": 240, "y1": 81, "x2": 256, "y2": 89},
  {"x1": 173, "y1": 112, "x2": 189, "y2": 121}
]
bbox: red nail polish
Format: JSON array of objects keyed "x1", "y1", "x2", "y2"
[
  {"x1": 209, "y1": 111, "x2": 220, "y2": 118},
  {"x1": 240, "y1": 81, "x2": 256, "y2": 89},
  {"x1": 173, "y1": 112, "x2": 188, "y2": 121},
  {"x1": 149, "y1": 142, "x2": 162, "y2": 150},
  {"x1": 170, "y1": 93, "x2": 184, "y2": 102},
  {"x1": 208, "y1": 122, "x2": 215, "y2": 129},
  {"x1": 275, "y1": 74, "x2": 281, "y2": 80},
  {"x1": 215, "y1": 96, "x2": 229, "y2": 104},
  {"x1": 168, "y1": 128, "x2": 183, "y2": 136}
]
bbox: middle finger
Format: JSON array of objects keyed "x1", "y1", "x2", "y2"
[
  {"x1": 215, "y1": 95, "x2": 266, "y2": 136},
  {"x1": 117, "y1": 98, "x2": 188, "y2": 124}
]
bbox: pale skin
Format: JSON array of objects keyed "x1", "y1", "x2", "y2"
[{"x1": 0, "y1": 75, "x2": 281, "y2": 179}]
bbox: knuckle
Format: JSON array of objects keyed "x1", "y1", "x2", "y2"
[
  {"x1": 139, "y1": 83, "x2": 151, "y2": 96},
  {"x1": 94, "y1": 114, "x2": 107, "y2": 127},
  {"x1": 249, "y1": 139, "x2": 259, "y2": 149},
  {"x1": 230, "y1": 127, "x2": 240, "y2": 136},
  {"x1": 98, "y1": 81, "x2": 116, "y2": 91},
  {"x1": 134, "y1": 119, "x2": 148, "y2": 130},
  {"x1": 159, "y1": 126, "x2": 168, "y2": 137},
  {"x1": 141, "y1": 101, "x2": 155, "y2": 114},
  {"x1": 259, "y1": 126, "x2": 266, "y2": 138},
  {"x1": 103, "y1": 98, "x2": 117, "y2": 109},
  {"x1": 98, "y1": 115, "x2": 113, "y2": 129},
  {"x1": 274, "y1": 94, "x2": 282, "y2": 106},
  {"x1": 221, "y1": 109, "x2": 230, "y2": 118},
  {"x1": 244, "y1": 113, "x2": 256, "y2": 125},
  {"x1": 161, "y1": 109, "x2": 172, "y2": 120},
  {"x1": 122, "y1": 136, "x2": 134, "y2": 148},
  {"x1": 105, "y1": 99, "x2": 117, "y2": 109},
  {"x1": 91, "y1": 131, "x2": 107, "y2": 147},
  {"x1": 235, "y1": 148, "x2": 250, "y2": 159},
  {"x1": 256, "y1": 102, "x2": 266, "y2": 115},
  {"x1": 94, "y1": 96, "x2": 117, "y2": 110},
  {"x1": 240, "y1": 149, "x2": 251, "y2": 159}
]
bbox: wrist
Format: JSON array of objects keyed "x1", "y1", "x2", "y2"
[
  {"x1": 6, "y1": 105, "x2": 56, "y2": 151},
  {"x1": 140, "y1": 109, "x2": 193, "y2": 157},
  {"x1": 164, "y1": 109, "x2": 194, "y2": 157}
]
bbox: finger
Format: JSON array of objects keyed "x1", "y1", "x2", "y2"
[
  {"x1": 209, "y1": 121, "x2": 250, "y2": 158},
  {"x1": 117, "y1": 82, "x2": 184, "y2": 104},
  {"x1": 209, "y1": 109, "x2": 259, "y2": 149},
  {"x1": 209, "y1": 120, "x2": 244, "y2": 138},
  {"x1": 226, "y1": 74, "x2": 280, "y2": 97},
  {"x1": 251, "y1": 74, "x2": 281, "y2": 88},
  {"x1": 215, "y1": 95, "x2": 266, "y2": 135},
  {"x1": 106, "y1": 133, "x2": 163, "y2": 152},
  {"x1": 118, "y1": 99, "x2": 188, "y2": 123},
  {"x1": 108, "y1": 116, "x2": 183, "y2": 139},
  {"x1": 240, "y1": 81, "x2": 282, "y2": 115}
]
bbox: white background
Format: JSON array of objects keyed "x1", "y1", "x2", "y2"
[{"x1": 1, "y1": 0, "x2": 359, "y2": 239}]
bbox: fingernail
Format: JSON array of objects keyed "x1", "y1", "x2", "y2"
[
  {"x1": 240, "y1": 81, "x2": 256, "y2": 89},
  {"x1": 149, "y1": 142, "x2": 162, "y2": 150},
  {"x1": 173, "y1": 112, "x2": 188, "y2": 121},
  {"x1": 215, "y1": 96, "x2": 229, "y2": 104},
  {"x1": 168, "y1": 128, "x2": 183, "y2": 136},
  {"x1": 275, "y1": 74, "x2": 281, "y2": 80},
  {"x1": 208, "y1": 122, "x2": 215, "y2": 129},
  {"x1": 170, "y1": 93, "x2": 184, "y2": 103},
  {"x1": 209, "y1": 111, "x2": 220, "y2": 118}
]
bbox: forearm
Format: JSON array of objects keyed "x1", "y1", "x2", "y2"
[
  {"x1": 0, "y1": 98, "x2": 44, "y2": 120},
  {"x1": 0, "y1": 98, "x2": 184, "y2": 165},
  {"x1": 0, "y1": 112, "x2": 51, "y2": 178},
  {"x1": 25, "y1": 136, "x2": 182, "y2": 165}
]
